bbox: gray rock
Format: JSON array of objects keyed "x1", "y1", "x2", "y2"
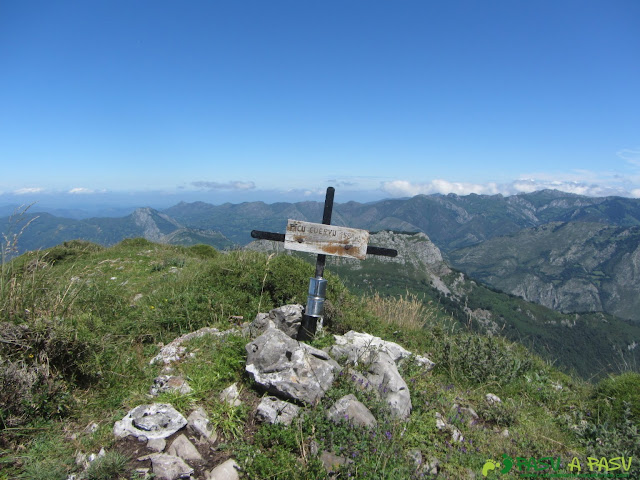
[
  {"x1": 207, "y1": 458, "x2": 240, "y2": 480},
  {"x1": 320, "y1": 451, "x2": 351, "y2": 473},
  {"x1": 150, "y1": 327, "x2": 239, "y2": 365},
  {"x1": 485, "y1": 393, "x2": 502, "y2": 405},
  {"x1": 249, "y1": 304, "x2": 304, "y2": 339},
  {"x1": 256, "y1": 397, "x2": 301, "y2": 426},
  {"x1": 453, "y1": 404, "x2": 479, "y2": 426},
  {"x1": 327, "y1": 394, "x2": 377, "y2": 428},
  {"x1": 407, "y1": 449, "x2": 422, "y2": 471},
  {"x1": 147, "y1": 438, "x2": 166, "y2": 452},
  {"x1": 167, "y1": 434, "x2": 203, "y2": 463},
  {"x1": 187, "y1": 407, "x2": 217, "y2": 444},
  {"x1": 245, "y1": 328, "x2": 339, "y2": 404},
  {"x1": 149, "y1": 453, "x2": 194, "y2": 480},
  {"x1": 220, "y1": 383, "x2": 241, "y2": 407},
  {"x1": 114, "y1": 404, "x2": 187, "y2": 440},
  {"x1": 330, "y1": 331, "x2": 413, "y2": 419},
  {"x1": 425, "y1": 457, "x2": 440, "y2": 475},
  {"x1": 150, "y1": 375, "x2": 192, "y2": 396}
]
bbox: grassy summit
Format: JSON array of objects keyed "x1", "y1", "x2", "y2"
[{"x1": 1, "y1": 240, "x2": 638, "y2": 479}]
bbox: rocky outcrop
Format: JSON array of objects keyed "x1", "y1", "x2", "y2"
[
  {"x1": 330, "y1": 331, "x2": 435, "y2": 420},
  {"x1": 247, "y1": 304, "x2": 304, "y2": 339},
  {"x1": 256, "y1": 396, "x2": 301, "y2": 426},
  {"x1": 245, "y1": 328, "x2": 340, "y2": 404}
]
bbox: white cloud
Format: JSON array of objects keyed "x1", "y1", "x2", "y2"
[
  {"x1": 68, "y1": 187, "x2": 94, "y2": 194},
  {"x1": 191, "y1": 181, "x2": 256, "y2": 191},
  {"x1": 381, "y1": 178, "x2": 636, "y2": 198},
  {"x1": 381, "y1": 179, "x2": 501, "y2": 197},
  {"x1": 13, "y1": 187, "x2": 44, "y2": 195},
  {"x1": 617, "y1": 149, "x2": 640, "y2": 166}
]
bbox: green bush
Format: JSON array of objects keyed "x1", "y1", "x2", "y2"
[
  {"x1": 45, "y1": 240, "x2": 104, "y2": 265},
  {"x1": 188, "y1": 243, "x2": 219, "y2": 259},
  {"x1": 592, "y1": 371, "x2": 640, "y2": 424},
  {"x1": 439, "y1": 334, "x2": 533, "y2": 386}
]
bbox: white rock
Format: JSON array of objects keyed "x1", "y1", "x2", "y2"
[
  {"x1": 149, "y1": 453, "x2": 194, "y2": 480},
  {"x1": 207, "y1": 458, "x2": 241, "y2": 480},
  {"x1": 485, "y1": 393, "x2": 502, "y2": 405},
  {"x1": 220, "y1": 383, "x2": 242, "y2": 407},
  {"x1": 167, "y1": 434, "x2": 203, "y2": 463},
  {"x1": 255, "y1": 397, "x2": 300, "y2": 426},
  {"x1": 113, "y1": 404, "x2": 187, "y2": 440},
  {"x1": 187, "y1": 407, "x2": 218, "y2": 444}
]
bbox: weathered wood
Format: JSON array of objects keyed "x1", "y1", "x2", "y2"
[{"x1": 284, "y1": 219, "x2": 370, "y2": 260}]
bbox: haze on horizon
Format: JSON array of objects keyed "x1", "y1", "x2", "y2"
[{"x1": 2, "y1": 0, "x2": 639, "y2": 208}]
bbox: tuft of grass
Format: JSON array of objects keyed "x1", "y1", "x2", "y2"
[
  {"x1": 364, "y1": 291, "x2": 439, "y2": 331},
  {"x1": 83, "y1": 451, "x2": 129, "y2": 480}
]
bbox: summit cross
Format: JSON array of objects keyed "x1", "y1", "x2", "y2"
[{"x1": 250, "y1": 187, "x2": 397, "y2": 340}]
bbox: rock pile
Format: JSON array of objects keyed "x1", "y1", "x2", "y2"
[{"x1": 102, "y1": 305, "x2": 437, "y2": 479}]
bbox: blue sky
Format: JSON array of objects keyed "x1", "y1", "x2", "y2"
[{"x1": 1, "y1": 0, "x2": 639, "y2": 208}]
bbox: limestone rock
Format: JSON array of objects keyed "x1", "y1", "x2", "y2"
[
  {"x1": 114, "y1": 404, "x2": 187, "y2": 440},
  {"x1": 327, "y1": 394, "x2": 377, "y2": 428},
  {"x1": 320, "y1": 451, "x2": 351, "y2": 473},
  {"x1": 187, "y1": 407, "x2": 217, "y2": 444},
  {"x1": 147, "y1": 438, "x2": 166, "y2": 452},
  {"x1": 220, "y1": 383, "x2": 242, "y2": 407},
  {"x1": 150, "y1": 375, "x2": 192, "y2": 396},
  {"x1": 150, "y1": 327, "x2": 239, "y2": 365},
  {"x1": 207, "y1": 458, "x2": 240, "y2": 480},
  {"x1": 245, "y1": 328, "x2": 339, "y2": 404},
  {"x1": 331, "y1": 332, "x2": 412, "y2": 419},
  {"x1": 167, "y1": 434, "x2": 203, "y2": 463},
  {"x1": 248, "y1": 304, "x2": 303, "y2": 339},
  {"x1": 485, "y1": 393, "x2": 502, "y2": 405},
  {"x1": 149, "y1": 453, "x2": 194, "y2": 480},
  {"x1": 255, "y1": 397, "x2": 301, "y2": 426}
]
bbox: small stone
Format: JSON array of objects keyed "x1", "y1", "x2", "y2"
[
  {"x1": 167, "y1": 434, "x2": 203, "y2": 463},
  {"x1": 147, "y1": 438, "x2": 166, "y2": 452},
  {"x1": 309, "y1": 440, "x2": 319, "y2": 457},
  {"x1": 451, "y1": 427, "x2": 464, "y2": 443},
  {"x1": 407, "y1": 449, "x2": 422, "y2": 470},
  {"x1": 320, "y1": 451, "x2": 351, "y2": 472},
  {"x1": 327, "y1": 394, "x2": 377, "y2": 428},
  {"x1": 435, "y1": 412, "x2": 446, "y2": 430},
  {"x1": 187, "y1": 407, "x2": 218, "y2": 444},
  {"x1": 501, "y1": 428, "x2": 509, "y2": 437},
  {"x1": 426, "y1": 456, "x2": 440, "y2": 475},
  {"x1": 220, "y1": 383, "x2": 242, "y2": 407},
  {"x1": 207, "y1": 458, "x2": 240, "y2": 480},
  {"x1": 83, "y1": 422, "x2": 99, "y2": 434},
  {"x1": 150, "y1": 375, "x2": 192, "y2": 396},
  {"x1": 256, "y1": 397, "x2": 300, "y2": 426},
  {"x1": 485, "y1": 393, "x2": 502, "y2": 405},
  {"x1": 149, "y1": 453, "x2": 194, "y2": 480}
]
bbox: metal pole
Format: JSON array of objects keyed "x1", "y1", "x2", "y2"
[{"x1": 298, "y1": 187, "x2": 334, "y2": 341}]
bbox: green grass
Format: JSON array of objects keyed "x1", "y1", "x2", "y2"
[{"x1": 1, "y1": 240, "x2": 639, "y2": 478}]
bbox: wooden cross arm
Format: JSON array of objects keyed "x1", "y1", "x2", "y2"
[{"x1": 250, "y1": 229, "x2": 398, "y2": 258}]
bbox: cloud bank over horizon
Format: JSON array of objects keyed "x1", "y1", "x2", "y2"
[{"x1": 380, "y1": 177, "x2": 640, "y2": 199}]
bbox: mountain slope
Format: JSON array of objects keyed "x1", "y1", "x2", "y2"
[
  {"x1": 448, "y1": 222, "x2": 640, "y2": 322},
  {"x1": 0, "y1": 207, "x2": 234, "y2": 255}
]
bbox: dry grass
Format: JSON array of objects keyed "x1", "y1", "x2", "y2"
[{"x1": 364, "y1": 290, "x2": 439, "y2": 331}]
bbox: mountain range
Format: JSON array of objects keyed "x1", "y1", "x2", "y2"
[{"x1": 3, "y1": 189, "x2": 640, "y2": 325}]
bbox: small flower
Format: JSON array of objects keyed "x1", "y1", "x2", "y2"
[
  {"x1": 385, "y1": 431, "x2": 392, "y2": 440},
  {"x1": 150, "y1": 305, "x2": 155, "y2": 309}
]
